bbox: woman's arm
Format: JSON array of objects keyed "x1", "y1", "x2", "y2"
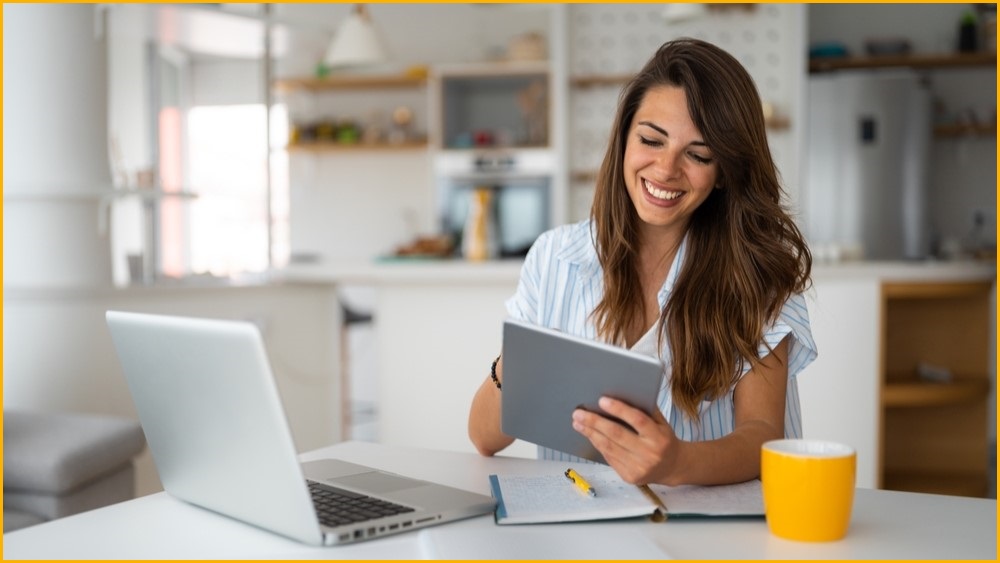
[
  {"x1": 573, "y1": 336, "x2": 790, "y2": 486},
  {"x1": 468, "y1": 354, "x2": 515, "y2": 456}
]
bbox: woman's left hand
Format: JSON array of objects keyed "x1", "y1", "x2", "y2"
[{"x1": 572, "y1": 396, "x2": 681, "y2": 485}]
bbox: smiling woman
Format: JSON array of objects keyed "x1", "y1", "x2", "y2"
[{"x1": 469, "y1": 38, "x2": 816, "y2": 489}]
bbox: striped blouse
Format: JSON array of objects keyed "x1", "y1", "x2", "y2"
[{"x1": 504, "y1": 220, "x2": 818, "y2": 463}]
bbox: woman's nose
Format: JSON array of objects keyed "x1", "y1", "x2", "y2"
[{"x1": 655, "y1": 146, "x2": 683, "y2": 179}]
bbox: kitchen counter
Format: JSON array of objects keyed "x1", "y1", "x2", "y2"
[
  {"x1": 276, "y1": 257, "x2": 995, "y2": 286},
  {"x1": 6, "y1": 257, "x2": 984, "y2": 296},
  {"x1": 275, "y1": 257, "x2": 525, "y2": 286},
  {"x1": 812, "y1": 259, "x2": 995, "y2": 282}
]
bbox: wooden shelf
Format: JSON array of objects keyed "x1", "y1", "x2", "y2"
[
  {"x1": 882, "y1": 379, "x2": 991, "y2": 408},
  {"x1": 570, "y1": 73, "x2": 635, "y2": 88},
  {"x1": 883, "y1": 470, "x2": 989, "y2": 498},
  {"x1": 879, "y1": 280, "x2": 992, "y2": 498},
  {"x1": 882, "y1": 280, "x2": 992, "y2": 300},
  {"x1": 274, "y1": 74, "x2": 427, "y2": 93},
  {"x1": 809, "y1": 51, "x2": 996, "y2": 73},
  {"x1": 933, "y1": 123, "x2": 997, "y2": 138},
  {"x1": 286, "y1": 140, "x2": 428, "y2": 153}
]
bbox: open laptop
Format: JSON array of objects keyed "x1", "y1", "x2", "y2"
[
  {"x1": 106, "y1": 310, "x2": 495, "y2": 546},
  {"x1": 501, "y1": 319, "x2": 664, "y2": 464}
]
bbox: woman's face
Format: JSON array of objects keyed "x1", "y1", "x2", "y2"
[{"x1": 623, "y1": 85, "x2": 719, "y2": 242}]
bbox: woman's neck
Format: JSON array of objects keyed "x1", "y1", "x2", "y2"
[{"x1": 625, "y1": 229, "x2": 684, "y2": 347}]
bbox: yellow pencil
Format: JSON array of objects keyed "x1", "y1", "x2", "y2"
[{"x1": 564, "y1": 468, "x2": 596, "y2": 497}]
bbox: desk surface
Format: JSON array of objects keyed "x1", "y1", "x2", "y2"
[{"x1": 4, "y1": 441, "x2": 996, "y2": 559}]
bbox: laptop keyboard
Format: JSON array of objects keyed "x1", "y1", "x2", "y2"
[{"x1": 308, "y1": 481, "x2": 416, "y2": 528}]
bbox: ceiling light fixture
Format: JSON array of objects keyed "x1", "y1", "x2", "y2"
[{"x1": 324, "y1": 4, "x2": 388, "y2": 69}]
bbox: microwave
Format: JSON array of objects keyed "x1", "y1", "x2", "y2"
[{"x1": 436, "y1": 150, "x2": 553, "y2": 258}]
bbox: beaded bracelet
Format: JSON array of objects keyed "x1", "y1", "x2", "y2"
[{"x1": 490, "y1": 355, "x2": 502, "y2": 390}]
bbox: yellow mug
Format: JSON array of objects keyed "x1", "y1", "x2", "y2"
[{"x1": 761, "y1": 439, "x2": 856, "y2": 542}]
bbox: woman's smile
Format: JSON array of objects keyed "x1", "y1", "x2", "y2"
[{"x1": 642, "y1": 178, "x2": 683, "y2": 204}]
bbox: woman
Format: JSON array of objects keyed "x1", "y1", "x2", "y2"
[{"x1": 468, "y1": 38, "x2": 816, "y2": 487}]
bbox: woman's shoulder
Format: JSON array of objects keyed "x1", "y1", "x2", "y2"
[
  {"x1": 535, "y1": 219, "x2": 592, "y2": 250},
  {"x1": 526, "y1": 220, "x2": 599, "y2": 276}
]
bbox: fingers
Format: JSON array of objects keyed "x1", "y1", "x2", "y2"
[
  {"x1": 573, "y1": 397, "x2": 674, "y2": 485},
  {"x1": 572, "y1": 408, "x2": 630, "y2": 469},
  {"x1": 571, "y1": 399, "x2": 645, "y2": 464},
  {"x1": 595, "y1": 396, "x2": 662, "y2": 434}
]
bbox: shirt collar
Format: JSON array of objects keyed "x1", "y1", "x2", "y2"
[{"x1": 555, "y1": 220, "x2": 689, "y2": 300}]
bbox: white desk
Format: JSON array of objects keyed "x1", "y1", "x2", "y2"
[{"x1": 4, "y1": 441, "x2": 996, "y2": 559}]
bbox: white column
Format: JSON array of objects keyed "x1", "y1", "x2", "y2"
[{"x1": 3, "y1": 4, "x2": 113, "y2": 288}]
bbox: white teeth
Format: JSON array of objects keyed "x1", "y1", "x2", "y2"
[{"x1": 644, "y1": 180, "x2": 682, "y2": 201}]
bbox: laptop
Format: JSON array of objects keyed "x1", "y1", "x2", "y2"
[
  {"x1": 106, "y1": 310, "x2": 496, "y2": 546},
  {"x1": 500, "y1": 319, "x2": 664, "y2": 464}
]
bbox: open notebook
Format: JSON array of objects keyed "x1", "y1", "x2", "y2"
[{"x1": 489, "y1": 465, "x2": 763, "y2": 525}]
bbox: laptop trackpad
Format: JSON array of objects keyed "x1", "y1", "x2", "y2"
[{"x1": 329, "y1": 472, "x2": 425, "y2": 494}]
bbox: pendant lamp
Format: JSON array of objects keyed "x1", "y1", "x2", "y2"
[{"x1": 324, "y1": 4, "x2": 388, "y2": 68}]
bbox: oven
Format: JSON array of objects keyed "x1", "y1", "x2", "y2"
[{"x1": 435, "y1": 149, "x2": 554, "y2": 258}]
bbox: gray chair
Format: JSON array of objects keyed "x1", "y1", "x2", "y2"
[{"x1": 3, "y1": 409, "x2": 146, "y2": 533}]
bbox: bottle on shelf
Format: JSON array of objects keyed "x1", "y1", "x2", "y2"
[{"x1": 461, "y1": 187, "x2": 497, "y2": 262}]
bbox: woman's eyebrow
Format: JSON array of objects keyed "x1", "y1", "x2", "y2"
[{"x1": 637, "y1": 121, "x2": 707, "y2": 147}]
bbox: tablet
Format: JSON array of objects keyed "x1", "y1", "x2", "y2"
[{"x1": 500, "y1": 319, "x2": 664, "y2": 464}]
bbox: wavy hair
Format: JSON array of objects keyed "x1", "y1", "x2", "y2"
[{"x1": 589, "y1": 38, "x2": 812, "y2": 419}]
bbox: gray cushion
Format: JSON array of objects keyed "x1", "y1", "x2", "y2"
[
  {"x1": 3, "y1": 509, "x2": 46, "y2": 533},
  {"x1": 3, "y1": 410, "x2": 145, "y2": 494},
  {"x1": 4, "y1": 464, "x2": 135, "y2": 521}
]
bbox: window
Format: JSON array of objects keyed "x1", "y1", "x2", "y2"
[
  {"x1": 107, "y1": 4, "x2": 288, "y2": 286},
  {"x1": 171, "y1": 104, "x2": 287, "y2": 277}
]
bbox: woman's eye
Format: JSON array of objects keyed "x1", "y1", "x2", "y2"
[
  {"x1": 689, "y1": 153, "x2": 713, "y2": 164},
  {"x1": 638, "y1": 136, "x2": 662, "y2": 147}
]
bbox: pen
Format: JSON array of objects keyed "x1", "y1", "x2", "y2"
[{"x1": 565, "y1": 468, "x2": 596, "y2": 497}]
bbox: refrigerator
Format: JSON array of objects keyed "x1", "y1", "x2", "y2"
[{"x1": 804, "y1": 70, "x2": 932, "y2": 261}]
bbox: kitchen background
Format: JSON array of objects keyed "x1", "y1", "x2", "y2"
[{"x1": 4, "y1": 3, "x2": 996, "y2": 505}]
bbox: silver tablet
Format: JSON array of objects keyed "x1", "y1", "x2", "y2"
[{"x1": 500, "y1": 319, "x2": 664, "y2": 464}]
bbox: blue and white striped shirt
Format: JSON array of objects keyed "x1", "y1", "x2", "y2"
[{"x1": 504, "y1": 220, "x2": 818, "y2": 463}]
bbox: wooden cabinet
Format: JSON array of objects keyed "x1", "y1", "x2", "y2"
[{"x1": 880, "y1": 281, "x2": 993, "y2": 497}]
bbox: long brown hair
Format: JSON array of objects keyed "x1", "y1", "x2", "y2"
[{"x1": 590, "y1": 38, "x2": 812, "y2": 419}]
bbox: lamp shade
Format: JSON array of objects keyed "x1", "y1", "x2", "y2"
[
  {"x1": 661, "y1": 3, "x2": 708, "y2": 23},
  {"x1": 324, "y1": 4, "x2": 388, "y2": 68}
]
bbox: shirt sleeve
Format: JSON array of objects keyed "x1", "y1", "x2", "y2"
[
  {"x1": 746, "y1": 291, "x2": 818, "y2": 379},
  {"x1": 504, "y1": 229, "x2": 551, "y2": 323}
]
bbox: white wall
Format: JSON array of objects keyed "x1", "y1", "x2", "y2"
[{"x1": 273, "y1": 4, "x2": 554, "y2": 75}]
